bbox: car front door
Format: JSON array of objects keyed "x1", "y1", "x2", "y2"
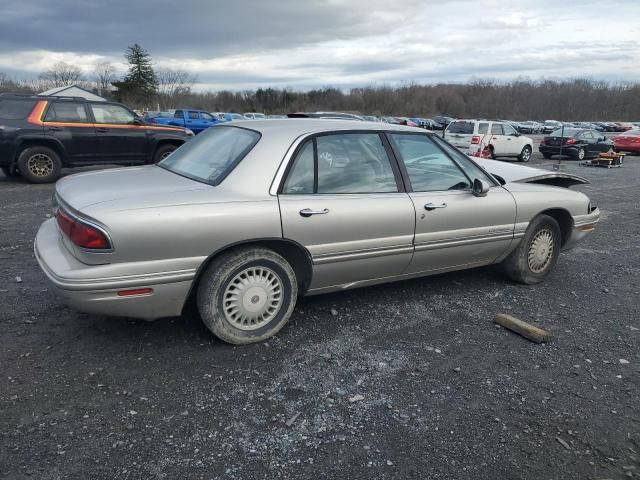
[
  {"x1": 388, "y1": 133, "x2": 516, "y2": 274},
  {"x1": 42, "y1": 101, "x2": 97, "y2": 163},
  {"x1": 278, "y1": 132, "x2": 416, "y2": 291},
  {"x1": 501, "y1": 124, "x2": 522, "y2": 155},
  {"x1": 89, "y1": 103, "x2": 148, "y2": 163},
  {"x1": 488, "y1": 122, "x2": 508, "y2": 156}
]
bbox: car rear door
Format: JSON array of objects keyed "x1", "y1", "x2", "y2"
[
  {"x1": 278, "y1": 132, "x2": 416, "y2": 291},
  {"x1": 42, "y1": 101, "x2": 97, "y2": 163},
  {"x1": 88, "y1": 103, "x2": 148, "y2": 163},
  {"x1": 388, "y1": 133, "x2": 516, "y2": 273}
]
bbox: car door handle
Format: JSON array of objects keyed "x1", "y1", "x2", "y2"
[
  {"x1": 96, "y1": 127, "x2": 109, "y2": 133},
  {"x1": 299, "y1": 208, "x2": 329, "y2": 217},
  {"x1": 424, "y1": 202, "x2": 447, "y2": 211},
  {"x1": 47, "y1": 126, "x2": 62, "y2": 131}
]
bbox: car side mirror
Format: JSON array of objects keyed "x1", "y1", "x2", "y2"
[
  {"x1": 472, "y1": 178, "x2": 490, "y2": 197},
  {"x1": 132, "y1": 117, "x2": 144, "y2": 125}
]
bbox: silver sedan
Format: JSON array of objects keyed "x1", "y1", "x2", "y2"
[{"x1": 34, "y1": 120, "x2": 600, "y2": 344}]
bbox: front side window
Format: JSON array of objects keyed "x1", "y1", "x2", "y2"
[
  {"x1": 431, "y1": 136, "x2": 497, "y2": 186},
  {"x1": 201, "y1": 112, "x2": 215, "y2": 121},
  {"x1": 390, "y1": 134, "x2": 471, "y2": 192},
  {"x1": 188, "y1": 111, "x2": 199, "y2": 120},
  {"x1": 45, "y1": 102, "x2": 88, "y2": 123},
  {"x1": 91, "y1": 104, "x2": 135, "y2": 124},
  {"x1": 159, "y1": 126, "x2": 260, "y2": 186},
  {"x1": 503, "y1": 124, "x2": 517, "y2": 136}
]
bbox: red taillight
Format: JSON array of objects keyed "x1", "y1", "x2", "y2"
[
  {"x1": 56, "y1": 208, "x2": 110, "y2": 250},
  {"x1": 471, "y1": 135, "x2": 480, "y2": 144},
  {"x1": 565, "y1": 138, "x2": 576, "y2": 145}
]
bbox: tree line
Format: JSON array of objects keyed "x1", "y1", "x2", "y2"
[{"x1": 0, "y1": 43, "x2": 638, "y2": 121}]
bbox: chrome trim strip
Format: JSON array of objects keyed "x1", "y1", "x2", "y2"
[
  {"x1": 313, "y1": 245, "x2": 413, "y2": 265},
  {"x1": 414, "y1": 233, "x2": 514, "y2": 251}
]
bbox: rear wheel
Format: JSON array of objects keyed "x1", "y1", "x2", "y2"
[
  {"x1": 518, "y1": 145, "x2": 532, "y2": 162},
  {"x1": 573, "y1": 147, "x2": 586, "y2": 161},
  {"x1": 17, "y1": 146, "x2": 62, "y2": 183},
  {"x1": 153, "y1": 144, "x2": 177, "y2": 163},
  {"x1": 489, "y1": 146, "x2": 497, "y2": 160},
  {"x1": 502, "y1": 214, "x2": 561, "y2": 285},
  {"x1": 197, "y1": 247, "x2": 298, "y2": 344}
]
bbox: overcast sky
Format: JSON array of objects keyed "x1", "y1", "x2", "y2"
[{"x1": 0, "y1": 0, "x2": 638, "y2": 91}]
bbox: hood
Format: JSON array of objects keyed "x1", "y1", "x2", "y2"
[
  {"x1": 55, "y1": 165, "x2": 208, "y2": 211},
  {"x1": 472, "y1": 157, "x2": 589, "y2": 188}
]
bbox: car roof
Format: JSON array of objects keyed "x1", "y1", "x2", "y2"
[{"x1": 225, "y1": 118, "x2": 423, "y2": 137}]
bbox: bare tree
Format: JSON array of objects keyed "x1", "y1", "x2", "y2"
[
  {"x1": 38, "y1": 61, "x2": 84, "y2": 88},
  {"x1": 94, "y1": 62, "x2": 116, "y2": 95},
  {"x1": 156, "y1": 68, "x2": 197, "y2": 109}
]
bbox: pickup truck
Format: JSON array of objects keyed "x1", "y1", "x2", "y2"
[{"x1": 148, "y1": 109, "x2": 220, "y2": 134}]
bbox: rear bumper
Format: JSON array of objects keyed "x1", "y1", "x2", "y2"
[
  {"x1": 34, "y1": 219, "x2": 194, "y2": 320},
  {"x1": 563, "y1": 208, "x2": 601, "y2": 251},
  {"x1": 539, "y1": 145, "x2": 580, "y2": 157}
]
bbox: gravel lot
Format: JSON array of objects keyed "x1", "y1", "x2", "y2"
[{"x1": 1, "y1": 145, "x2": 639, "y2": 480}]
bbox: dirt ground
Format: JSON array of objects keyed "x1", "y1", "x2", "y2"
[{"x1": 1, "y1": 148, "x2": 639, "y2": 479}]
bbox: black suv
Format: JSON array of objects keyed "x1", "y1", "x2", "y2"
[{"x1": 0, "y1": 94, "x2": 193, "y2": 183}]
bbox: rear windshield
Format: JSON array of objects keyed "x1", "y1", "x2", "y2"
[
  {"x1": 550, "y1": 128, "x2": 580, "y2": 137},
  {"x1": 158, "y1": 126, "x2": 260, "y2": 186},
  {"x1": 0, "y1": 99, "x2": 36, "y2": 120},
  {"x1": 447, "y1": 121, "x2": 474, "y2": 134}
]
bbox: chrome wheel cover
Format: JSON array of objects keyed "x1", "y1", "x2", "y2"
[
  {"x1": 223, "y1": 266, "x2": 283, "y2": 330},
  {"x1": 160, "y1": 150, "x2": 173, "y2": 160},
  {"x1": 528, "y1": 229, "x2": 554, "y2": 273},
  {"x1": 27, "y1": 154, "x2": 53, "y2": 177},
  {"x1": 521, "y1": 147, "x2": 531, "y2": 161},
  {"x1": 578, "y1": 148, "x2": 585, "y2": 160}
]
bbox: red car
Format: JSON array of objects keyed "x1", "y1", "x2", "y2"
[{"x1": 613, "y1": 129, "x2": 640, "y2": 154}]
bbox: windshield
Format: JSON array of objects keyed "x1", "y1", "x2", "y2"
[{"x1": 158, "y1": 126, "x2": 260, "y2": 186}]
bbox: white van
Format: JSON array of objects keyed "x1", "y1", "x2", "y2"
[{"x1": 444, "y1": 120, "x2": 534, "y2": 162}]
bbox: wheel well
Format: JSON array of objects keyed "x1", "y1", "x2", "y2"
[
  {"x1": 182, "y1": 239, "x2": 313, "y2": 313},
  {"x1": 154, "y1": 140, "x2": 184, "y2": 157},
  {"x1": 539, "y1": 208, "x2": 573, "y2": 246},
  {"x1": 15, "y1": 140, "x2": 67, "y2": 166}
]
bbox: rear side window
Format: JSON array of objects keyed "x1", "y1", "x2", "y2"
[
  {"x1": 174, "y1": 110, "x2": 183, "y2": 118},
  {"x1": 491, "y1": 123, "x2": 504, "y2": 135},
  {"x1": 158, "y1": 126, "x2": 260, "y2": 186},
  {"x1": 44, "y1": 102, "x2": 88, "y2": 123},
  {"x1": 447, "y1": 121, "x2": 474, "y2": 134},
  {"x1": 478, "y1": 122, "x2": 489, "y2": 134},
  {"x1": 0, "y1": 99, "x2": 36, "y2": 119},
  {"x1": 282, "y1": 140, "x2": 314, "y2": 194}
]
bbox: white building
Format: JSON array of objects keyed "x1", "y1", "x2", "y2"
[{"x1": 39, "y1": 85, "x2": 107, "y2": 102}]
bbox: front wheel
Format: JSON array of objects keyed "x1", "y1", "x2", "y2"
[
  {"x1": 519, "y1": 145, "x2": 532, "y2": 162},
  {"x1": 502, "y1": 214, "x2": 561, "y2": 285},
  {"x1": 197, "y1": 247, "x2": 298, "y2": 344}
]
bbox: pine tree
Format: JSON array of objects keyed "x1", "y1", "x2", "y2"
[{"x1": 113, "y1": 44, "x2": 157, "y2": 107}]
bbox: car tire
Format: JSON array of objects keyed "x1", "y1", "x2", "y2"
[
  {"x1": 197, "y1": 247, "x2": 298, "y2": 344},
  {"x1": 17, "y1": 146, "x2": 62, "y2": 184},
  {"x1": 489, "y1": 146, "x2": 497, "y2": 160},
  {"x1": 573, "y1": 147, "x2": 586, "y2": 161},
  {"x1": 519, "y1": 145, "x2": 532, "y2": 162},
  {"x1": 501, "y1": 214, "x2": 561, "y2": 285},
  {"x1": 542, "y1": 153, "x2": 553, "y2": 159},
  {"x1": 153, "y1": 144, "x2": 177, "y2": 163}
]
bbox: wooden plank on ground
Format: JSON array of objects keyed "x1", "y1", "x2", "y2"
[{"x1": 494, "y1": 313, "x2": 553, "y2": 344}]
